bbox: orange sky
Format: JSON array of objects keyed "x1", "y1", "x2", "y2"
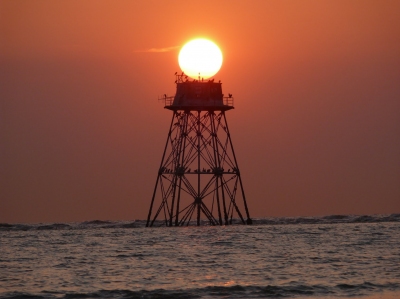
[{"x1": 1, "y1": 0, "x2": 399, "y2": 223}]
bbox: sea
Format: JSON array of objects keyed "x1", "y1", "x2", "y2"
[{"x1": 1, "y1": 214, "x2": 399, "y2": 299}]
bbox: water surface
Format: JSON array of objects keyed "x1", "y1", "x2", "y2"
[{"x1": 1, "y1": 214, "x2": 399, "y2": 298}]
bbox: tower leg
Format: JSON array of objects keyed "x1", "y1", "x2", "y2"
[
  {"x1": 222, "y1": 113, "x2": 252, "y2": 224},
  {"x1": 146, "y1": 110, "x2": 251, "y2": 226},
  {"x1": 146, "y1": 113, "x2": 176, "y2": 227}
]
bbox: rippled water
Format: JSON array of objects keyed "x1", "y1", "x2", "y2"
[{"x1": 1, "y1": 215, "x2": 400, "y2": 299}]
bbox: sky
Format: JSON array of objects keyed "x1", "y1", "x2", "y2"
[{"x1": 1, "y1": 0, "x2": 399, "y2": 224}]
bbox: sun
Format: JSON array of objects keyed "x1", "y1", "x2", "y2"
[{"x1": 178, "y1": 38, "x2": 223, "y2": 79}]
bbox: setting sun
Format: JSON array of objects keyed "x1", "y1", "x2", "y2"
[{"x1": 178, "y1": 38, "x2": 223, "y2": 79}]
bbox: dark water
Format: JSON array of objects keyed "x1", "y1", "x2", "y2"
[{"x1": 1, "y1": 214, "x2": 400, "y2": 299}]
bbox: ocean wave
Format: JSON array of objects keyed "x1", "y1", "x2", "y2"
[
  {"x1": 1, "y1": 214, "x2": 399, "y2": 232},
  {"x1": 2, "y1": 282, "x2": 399, "y2": 299},
  {"x1": 253, "y1": 213, "x2": 400, "y2": 226},
  {"x1": 81, "y1": 220, "x2": 114, "y2": 225},
  {"x1": 37, "y1": 223, "x2": 72, "y2": 230}
]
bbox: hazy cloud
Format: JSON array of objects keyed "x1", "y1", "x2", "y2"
[{"x1": 135, "y1": 46, "x2": 180, "y2": 53}]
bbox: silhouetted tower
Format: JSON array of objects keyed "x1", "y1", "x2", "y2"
[{"x1": 146, "y1": 73, "x2": 252, "y2": 226}]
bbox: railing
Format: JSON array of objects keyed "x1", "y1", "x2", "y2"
[
  {"x1": 159, "y1": 96, "x2": 234, "y2": 107},
  {"x1": 223, "y1": 96, "x2": 234, "y2": 107},
  {"x1": 159, "y1": 96, "x2": 174, "y2": 106}
]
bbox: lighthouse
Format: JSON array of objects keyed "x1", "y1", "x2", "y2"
[{"x1": 146, "y1": 72, "x2": 252, "y2": 226}]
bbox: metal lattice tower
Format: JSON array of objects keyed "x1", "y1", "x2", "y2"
[{"x1": 146, "y1": 73, "x2": 252, "y2": 226}]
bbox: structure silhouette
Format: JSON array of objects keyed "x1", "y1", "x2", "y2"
[{"x1": 146, "y1": 73, "x2": 252, "y2": 226}]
